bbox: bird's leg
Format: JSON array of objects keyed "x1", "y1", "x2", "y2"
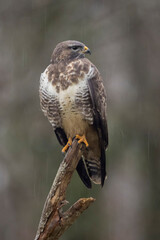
[
  {"x1": 75, "y1": 134, "x2": 89, "y2": 147},
  {"x1": 62, "y1": 137, "x2": 72, "y2": 153}
]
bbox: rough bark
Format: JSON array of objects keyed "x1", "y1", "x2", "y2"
[{"x1": 34, "y1": 139, "x2": 95, "y2": 240}]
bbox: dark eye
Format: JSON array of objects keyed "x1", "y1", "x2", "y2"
[{"x1": 71, "y1": 46, "x2": 79, "y2": 50}]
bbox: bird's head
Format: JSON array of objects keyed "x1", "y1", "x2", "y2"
[{"x1": 50, "y1": 40, "x2": 91, "y2": 64}]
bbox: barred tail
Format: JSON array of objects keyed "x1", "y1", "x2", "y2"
[{"x1": 85, "y1": 147, "x2": 106, "y2": 186}]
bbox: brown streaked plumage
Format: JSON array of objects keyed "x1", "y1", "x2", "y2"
[{"x1": 39, "y1": 40, "x2": 108, "y2": 188}]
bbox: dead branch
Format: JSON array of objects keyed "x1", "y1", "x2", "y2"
[{"x1": 34, "y1": 139, "x2": 95, "y2": 240}]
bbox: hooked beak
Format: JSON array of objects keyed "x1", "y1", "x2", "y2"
[{"x1": 82, "y1": 45, "x2": 91, "y2": 55}]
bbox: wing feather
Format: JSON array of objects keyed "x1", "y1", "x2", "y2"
[
  {"x1": 87, "y1": 66, "x2": 108, "y2": 185},
  {"x1": 87, "y1": 67, "x2": 108, "y2": 148}
]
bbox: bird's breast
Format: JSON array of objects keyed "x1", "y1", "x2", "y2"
[{"x1": 59, "y1": 80, "x2": 88, "y2": 138}]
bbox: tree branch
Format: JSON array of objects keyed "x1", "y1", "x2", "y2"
[{"x1": 34, "y1": 139, "x2": 95, "y2": 240}]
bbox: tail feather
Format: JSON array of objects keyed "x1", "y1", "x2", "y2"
[
  {"x1": 85, "y1": 147, "x2": 106, "y2": 186},
  {"x1": 100, "y1": 146, "x2": 107, "y2": 186},
  {"x1": 85, "y1": 158, "x2": 101, "y2": 184},
  {"x1": 76, "y1": 158, "x2": 92, "y2": 188}
]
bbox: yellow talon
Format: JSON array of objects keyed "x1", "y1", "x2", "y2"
[
  {"x1": 75, "y1": 134, "x2": 89, "y2": 147},
  {"x1": 62, "y1": 137, "x2": 72, "y2": 153}
]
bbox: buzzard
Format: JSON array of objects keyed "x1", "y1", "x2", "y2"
[{"x1": 39, "y1": 40, "x2": 108, "y2": 188}]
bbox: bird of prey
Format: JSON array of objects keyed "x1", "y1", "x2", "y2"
[{"x1": 39, "y1": 40, "x2": 108, "y2": 188}]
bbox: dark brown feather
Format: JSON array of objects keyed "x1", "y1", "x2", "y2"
[{"x1": 87, "y1": 68, "x2": 108, "y2": 185}]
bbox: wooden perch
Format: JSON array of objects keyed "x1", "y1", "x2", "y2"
[{"x1": 34, "y1": 139, "x2": 95, "y2": 240}]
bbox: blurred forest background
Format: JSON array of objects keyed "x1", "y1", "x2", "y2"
[{"x1": 0, "y1": 0, "x2": 160, "y2": 239}]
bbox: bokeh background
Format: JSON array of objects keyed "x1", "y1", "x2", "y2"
[{"x1": 1, "y1": 0, "x2": 160, "y2": 239}]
